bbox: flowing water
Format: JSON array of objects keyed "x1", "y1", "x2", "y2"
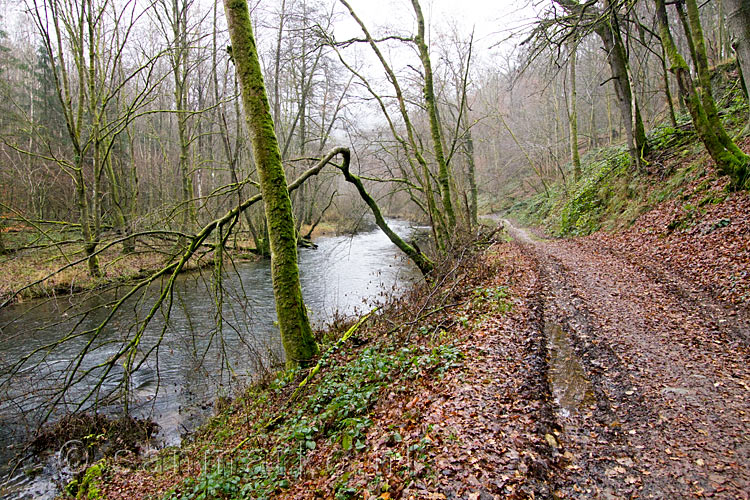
[{"x1": 0, "y1": 220, "x2": 422, "y2": 498}]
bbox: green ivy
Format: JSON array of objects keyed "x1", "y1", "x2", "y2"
[
  {"x1": 471, "y1": 285, "x2": 512, "y2": 313},
  {"x1": 559, "y1": 150, "x2": 630, "y2": 236},
  {"x1": 164, "y1": 339, "x2": 464, "y2": 500}
]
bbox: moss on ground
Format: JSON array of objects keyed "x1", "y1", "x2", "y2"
[
  {"x1": 506, "y1": 113, "x2": 747, "y2": 237},
  {"x1": 66, "y1": 461, "x2": 106, "y2": 500},
  {"x1": 503, "y1": 61, "x2": 748, "y2": 236}
]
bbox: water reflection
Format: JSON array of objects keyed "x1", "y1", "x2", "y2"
[
  {"x1": 0, "y1": 219, "x2": 421, "y2": 498},
  {"x1": 546, "y1": 322, "x2": 595, "y2": 418}
]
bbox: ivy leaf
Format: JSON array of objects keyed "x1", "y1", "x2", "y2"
[{"x1": 341, "y1": 434, "x2": 352, "y2": 451}]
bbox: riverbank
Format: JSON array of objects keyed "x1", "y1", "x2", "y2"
[
  {"x1": 44, "y1": 206, "x2": 750, "y2": 498},
  {"x1": 0, "y1": 221, "x2": 342, "y2": 306},
  {"x1": 0, "y1": 219, "x2": 426, "y2": 499}
]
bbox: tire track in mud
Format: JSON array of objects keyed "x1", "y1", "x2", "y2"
[{"x1": 505, "y1": 220, "x2": 750, "y2": 499}]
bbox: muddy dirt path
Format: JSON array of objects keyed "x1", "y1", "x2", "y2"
[{"x1": 503, "y1": 220, "x2": 750, "y2": 499}]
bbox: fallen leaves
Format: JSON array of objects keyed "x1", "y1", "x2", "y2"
[
  {"x1": 585, "y1": 162, "x2": 750, "y2": 308},
  {"x1": 511, "y1": 196, "x2": 750, "y2": 498},
  {"x1": 99, "y1": 181, "x2": 750, "y2": 499}
]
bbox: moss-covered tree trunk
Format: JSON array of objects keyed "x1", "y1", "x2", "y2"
[
  {"x1": 568, "y1": 40, "x2": 581, "y2": 180},
  {"x1": 656, "y1": 0, "x2": 749, "y2": 190},
  {"x1": 679, "y1": 0, "x2": 748, "y2": 161},
  {"x1": 74, "y1": 162, "x2": 102, "y2": 277},
  {"x1": 410, "y1": 0, "x2": 455, "y2": 230},
  {"x1": 224, "y1": 0, "x2": 317, "y2": 367},
  {"x1": 103, "y1": 142, "x2": 137, "y2": 254}
]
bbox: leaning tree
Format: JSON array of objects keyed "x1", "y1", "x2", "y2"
[{"x1": 223, "y1": 0, "x2": 318, "y2": 368}]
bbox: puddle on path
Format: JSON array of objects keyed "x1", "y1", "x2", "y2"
[{"x1": 546, "y1": 323, "x2": 595, "y2": 417}]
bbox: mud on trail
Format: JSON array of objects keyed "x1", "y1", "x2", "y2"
[{"x1": 504, "y1": 220, "x2": 750, "y2": 499}]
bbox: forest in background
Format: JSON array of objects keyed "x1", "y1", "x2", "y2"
[{"x1": 0, "y1": 0, "x2": 744, "y2": 277}]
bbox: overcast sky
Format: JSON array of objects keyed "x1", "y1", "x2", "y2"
[
  {"x1": 1, "y1": 0, "x2": 540, "y2": 54},
  {"x1": 335, "y1": 0, "x2": 539, "y2": 53}
]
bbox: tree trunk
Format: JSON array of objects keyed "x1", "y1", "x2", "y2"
[
  {"x1": 338, "y1": 0, "x2": 449, "y2": 249},
  {"x1": 679, "y1": 0, "x2": 748, "y2": 160},
  {"x1": 464, "y1": 126, "x2": 478, "y2": 227},
  {"x1": 595, "y1": 18, "x2": 647, "y2": 167},
  {"x1": 171, "y1": 0, "x2": 196, "y2": 238},
  {"x1": 725, "y1": 0, "x2": 750, "y2": 103},
  {"x1": 656, "y1": 0, "x2": 749, "y2": 190},
  {"x1": 0, "y1": 220, "x2": 6, "y2": 255},
  {"x1": 212, "y1": 4, "x2": 261, "y2": 254},
  {"x1": 589, "y1": 94, "x2": 597, "y2": 149},
  {"x1": 75, "y1": 164, "x2": 101, "y2": 277},
  {"x1": 124, "y1": 128, "x2": 140, "y2": 254},
  {"x1": 103, "y1": 143, "x2": 136, "y2": 254},
  {"x1": 410, "y1": 0, "x2": 456, "y2": 230},
  {"x1": 568, "y1": 41, "x2": 581, "y2": 179},
  {"x1": 84, "y1": 0, "x2": 102, "y2": 277},
  {"x1": 606, "y1": 91, "x2": 614, "y2": 144},
  {"x1": 224, "y1": 0, "x2": 318, "y2": 368},
  {"x1": 272, "y1": 0, "x2": 286, "y2": 134},
  {"x1": 661, "y1": 44, "x2": 678, "y2": 127}
]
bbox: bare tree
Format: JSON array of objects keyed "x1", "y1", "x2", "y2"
[
  {"x1": 27, "y1": 0, "x2": 161, "y2": 275},
  {"x1": 530, "y1": 0, "x2": 649, "y2": 169}
]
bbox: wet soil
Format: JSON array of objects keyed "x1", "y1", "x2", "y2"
[{"x1": 505, "y1": 219, "x2": 750, "y2": 499}]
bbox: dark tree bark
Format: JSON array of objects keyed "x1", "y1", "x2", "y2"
[
  {"x1": 660, "y1": 44, "x2": 678, "y2": 127},
  {"x1": 0, "y1": 221, "x2": 6, "y2": 255},
  {"x1": 725, "y1": 0, "x2": 750, "y2": 102}
]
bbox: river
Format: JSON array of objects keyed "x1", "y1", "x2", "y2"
[{"x1": 0, "y1": 219, "x2": 422, "y2": 499}]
